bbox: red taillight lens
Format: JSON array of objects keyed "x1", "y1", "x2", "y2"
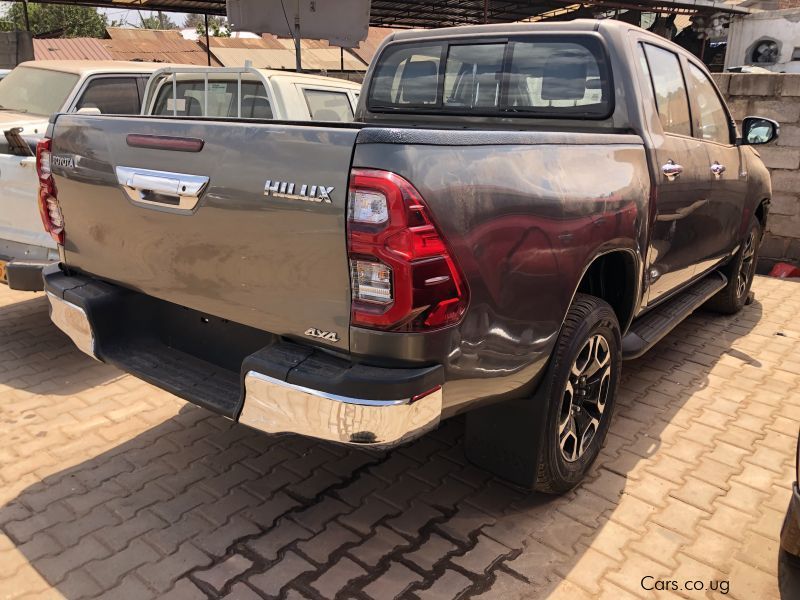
[
  {"x1": 36, "y1": 138, "x2": 64, "y2": 245},
  {"x1": 347, "y1": 168, "x2": 468, "y2": 331}
]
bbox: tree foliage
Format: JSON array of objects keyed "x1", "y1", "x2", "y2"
[
  {"x1": 0, "y1": 2, "x2": 108, "y2": 37},
  {"x1": 139, "y1": 12, "x2": 178, "y2": 30},
  {"x1": 184, "y1": 14, "x2": 230, "y2": 37}
]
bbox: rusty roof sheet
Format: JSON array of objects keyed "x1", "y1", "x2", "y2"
[
  {"x1": 33, "y1": 38, "x2": 113, "y2": 61},
  {"x1": 102, "y1": 28, "x2": 220, "y2": 66},
  {"x1": 209, "y1": 36, "x2": 366, "y2": 70}
]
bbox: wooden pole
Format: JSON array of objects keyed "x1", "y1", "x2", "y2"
[
  {"x1": 22, "y1": 0, "x2": 30, "y2": 31},
  {"x1": 204, "y1": 14, "x2": 211, "y2": 66}
]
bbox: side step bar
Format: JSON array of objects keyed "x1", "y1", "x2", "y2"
[{"x1": 622, "y1": 271, "x2": 727, "y2": 360}]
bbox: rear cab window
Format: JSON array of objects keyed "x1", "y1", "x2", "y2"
[
  {"x1": 152, "y1": 80, "x2": 272, "y2": 118},
  {"x1": 368, "y1": 34, "x2": 613, "y2": 119}
]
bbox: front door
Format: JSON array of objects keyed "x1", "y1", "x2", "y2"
[
  {"x1": 639, "y1": 42, "x2": 713, "y2": 305},
  {"x1": 684, "y1": 59, "x2": 748, "y2": 274}
]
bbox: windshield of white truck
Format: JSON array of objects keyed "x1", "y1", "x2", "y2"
[
  {"x1": 0, "y1": 66, "x2": 79, "y2": 116},
  {"x1": 368, "y1": 35, "x2": 612, "y2": 119}
]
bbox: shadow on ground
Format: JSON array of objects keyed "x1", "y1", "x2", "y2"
[
  {"x1": 0, "y1": 294, "x2": 122, "y2": 396},
  {"x1": 0, "y1": 293, "x2": 778, "y2": 599}
]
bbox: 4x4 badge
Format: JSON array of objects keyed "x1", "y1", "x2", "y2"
[{"x1": 304, "y1": 328, "x2": 340, "y2": 342}]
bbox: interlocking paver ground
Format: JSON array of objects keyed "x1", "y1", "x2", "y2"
[{"x1": 1, "y1": 276, "x2": 799, "y2": 599}]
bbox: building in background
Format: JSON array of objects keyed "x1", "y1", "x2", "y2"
[{"x1": 725, "y1": 5, "x2": 800, "y2": 72}]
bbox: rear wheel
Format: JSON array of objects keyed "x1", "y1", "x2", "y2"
[
  {"x1": 705, "y1": 218, "x2": 761, "y2": 315},
  {"x1": 534, "y1": 294, "x2": 622, "y2": 494}
]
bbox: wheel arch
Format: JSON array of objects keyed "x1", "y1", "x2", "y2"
[{"x1": 567, "y1": 248, "x2": 642, "y2": 336}]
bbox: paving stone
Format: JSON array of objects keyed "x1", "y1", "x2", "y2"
[
  {"x1": 362, "y1": 562, "x2": 423, "y2": 599},
  {"x1": 415, "y1": 569, "x2": 473, "y2": 600},
  {"x1": 309, "y1": 557, "x2": 367, "y2": 598},
  {"x1": 248, "y1": 551, "x2": 314, "y2": 596},
  {"x1": 347, "y1": 526, "x2": 410, "y2": 568},
  {"x1": 246, "y1": 520, "x2": 314, "y2": 562},
  {"x1": 194, "y1": 553, "x2": 253, "y2": 593},
  {"x1": 405, "y1": 533, "x2": 457, "y2": 571},
  {"x1": 222, "y1": 582, "x2": 262, "y2": 600},
  {"x1": 450, "y1": 534, "x2": 513, "y2": 575},
  {"x1": 296, "y1": 520, "x2": 361, "y2": 564},
  {"x1": 137, "y1": 542, "x2": 212, "y2": 593}
]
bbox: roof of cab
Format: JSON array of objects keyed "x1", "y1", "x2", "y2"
[
  {"x1": 16, "y1": 60, "x2": 191, "y2": 76},
  {"x1": 150, "y1": 66, "x2": 360, "y2": 89}
]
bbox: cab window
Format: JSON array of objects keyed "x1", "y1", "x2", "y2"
[
  {"x1": 302, "y1": 89, "x2": 354, "y2": 121},
  {"x1": 641, "y1": 44, "x2": 691, "y2": 137},
  {"x1": 76, "y1": 77, "x2": 141, "y2": 114},
  {"x1": 686, "y1": 62, "x2": 731, "y2": 144}
]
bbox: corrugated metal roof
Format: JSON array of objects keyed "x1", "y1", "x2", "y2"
[
  {"x1": 33, "y1": 38, "x2": 113, "y2": 61},
  {"x1": 349, "y1": 27, "x2": 403, "y2": 64},
  {"x1": 103, "y1": 28, "x2": 220, "y2": 66},
  {"x1": 209, "y1": 36, "x2": 366, "y2": 70}
]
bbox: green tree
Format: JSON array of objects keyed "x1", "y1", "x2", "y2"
[
  {"x1": 139, "y1": 11, "x2": 178, "y2": 30},
  {"x1": 0, "y1": 2, "x2": 108, "y2": 37},
  {"x1": 184, "y1": 13, "x2": 230, "y2": 37}
]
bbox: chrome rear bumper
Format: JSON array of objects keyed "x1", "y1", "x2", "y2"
[
  {"x1": 240, "y1": 371, "x2": 442, "y2": 446},
  {"x1": 46, "y1": 288, "x2": 442, "y2": 447}
]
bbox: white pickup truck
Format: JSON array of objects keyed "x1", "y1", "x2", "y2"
[
  {"x1": 0, "y1": 60, "x2": 172, "y2": 290},
  {"x1": 1, "y1": 61, "x2": 361, "y2": 290}
]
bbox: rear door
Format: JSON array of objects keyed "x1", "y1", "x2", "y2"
[{"x1": 50, "y1": 114, "x2": 358, "y2": 349}]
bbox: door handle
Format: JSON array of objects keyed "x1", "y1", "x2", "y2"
[
  {"x1": 710, "y1": 162, "x2": 726, "y2": 178},
  {"x1": 116, "y1": 166, "x2": 208, "y2": 212},
  {"x1": 661, "y1": 160, "x2": 683, "y2": 181}
]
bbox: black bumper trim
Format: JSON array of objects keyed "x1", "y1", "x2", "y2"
[{"x1": 6, "y1": 259, "x2": 55, "y2": 292}]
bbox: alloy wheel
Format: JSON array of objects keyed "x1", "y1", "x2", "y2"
[
  {"x1": 558, "y1": 334, "x2": 612, "y2": 463},
  {"x1": 737, "y1": 231, "x2": 756, "y2": 299}
]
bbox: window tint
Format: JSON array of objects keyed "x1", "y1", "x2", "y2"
[
  {"x1": 152, "y1": 80, "x2": 271, "y2": 118},
  {"x1": 303, "y1": 89, "x2": 354, "y2": 121},
  {"x1": 76, "y1": 77, "x2": 140, "y2": 115},
  {"x1": 371, "y1": 44, "x2": 442, "y2": 106},
  {"x1": 642, "y1": 44, "x2": 691, "y2": 137},
  {"x1": 686, "y1": 63, "x2": 730, "y2": 144},
  {"x1": 369, "y1": 35, "x2": 612, "y2": 118}
]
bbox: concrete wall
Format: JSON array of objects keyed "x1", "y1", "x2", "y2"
[
  {"x1": 713, "y1": 73, "x2": 800, "y2": 269},
  {"x1": 0, "y1": 31, "x2": 33, "y2": 69}
]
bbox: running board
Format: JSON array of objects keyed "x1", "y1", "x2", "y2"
[{"x1": 622, "y1": 272, "x2": 727, "y2": 360}]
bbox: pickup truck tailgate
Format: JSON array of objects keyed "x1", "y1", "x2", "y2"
[{"x1": 50, "y1": 114, "x2": 357, "y2": 349}]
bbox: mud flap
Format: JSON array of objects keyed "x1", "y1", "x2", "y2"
[{"x1": 464, "y1": 385, "x2": 550, "y2": 489}]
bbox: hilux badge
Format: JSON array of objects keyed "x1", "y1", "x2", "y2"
[
  {"x1": 264, "y1": 179, "x2": 333, "y2": 203},
  {"x1": 304, "y1": 328, "x2": 340, "y2": 342}
]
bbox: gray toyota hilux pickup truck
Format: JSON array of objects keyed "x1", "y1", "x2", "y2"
[{"x1": 40, "y1": 20, "x2": 777, "y2": 493}]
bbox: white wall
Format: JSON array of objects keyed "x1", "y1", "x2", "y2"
[{"x1": 725, "y1": 8, "x2": 800, "y2": 73}]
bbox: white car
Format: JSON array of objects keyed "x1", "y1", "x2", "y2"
[
  {"x1": 0, "y1": 60, "x2": 179, "y2": 291},
  {"x1": 142, "y1": 63, "x2": 361, "y2": 121}
]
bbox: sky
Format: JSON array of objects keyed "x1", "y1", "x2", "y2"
[{"x1": 98, "y1": 7, "x2": 190, "y2": 28}]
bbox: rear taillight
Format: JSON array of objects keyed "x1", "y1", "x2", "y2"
[
  {"x1": 347, "y1": 168, "x2": 468, "y2": 331},
  {"x1": 36, "y1": 138, "x2": 64, "y2": 245}
]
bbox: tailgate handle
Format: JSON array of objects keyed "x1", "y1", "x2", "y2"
[{"x1": 116, "y1": 166, "x2": 208, "y2": 212}]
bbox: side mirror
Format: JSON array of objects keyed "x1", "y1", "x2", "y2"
[{"x1": 740, "y1": 116, "x2": 779, "y2": 145}]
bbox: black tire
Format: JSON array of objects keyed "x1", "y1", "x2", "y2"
[
  {"x1": 704, "y1": 218, "x2": 762, "y2": 315},
  {"x1": 534, "y1": 293, "x2": 622, "y2": 494}
]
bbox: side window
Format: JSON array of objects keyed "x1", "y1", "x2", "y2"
[
  {"x1": 75, "y1": 77, "x2": 141, "y2": 114},
  {"x1": 686, "y1": 63, "x2": 731, "y2": 144},
  {"x1": 641, "y1": 44, "x2": 691, "y2": 137},
  {"x1": 303, "y1": 89, "x2": 354, "y2": 122}
]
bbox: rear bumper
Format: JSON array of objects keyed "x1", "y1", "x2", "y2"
[
  {"x1": 6, "y1": 259, "x2": 53, "y2": 291},
  {"x1": 44, "y1": 265, "x2": 443, "y2": 447}
]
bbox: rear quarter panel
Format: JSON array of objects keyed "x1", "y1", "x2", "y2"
[{"x1": 353, "y1": 128, "x2": 649, "y2": 414}]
